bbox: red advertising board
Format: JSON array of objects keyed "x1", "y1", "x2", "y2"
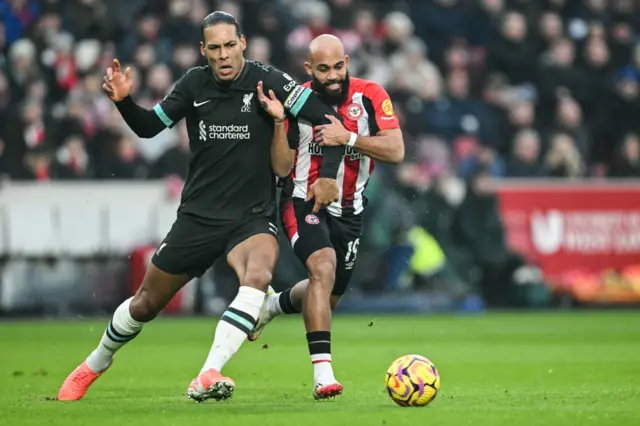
[{"x1": 497, "y1": 182, "x2": 640, "y2": 303}]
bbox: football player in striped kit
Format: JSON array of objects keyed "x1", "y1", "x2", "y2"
[{"x1": 249, "y1": 34, "x2": 405, "y2": 400}]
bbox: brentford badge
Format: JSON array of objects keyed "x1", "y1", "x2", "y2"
[
  {"x1": 305, "y1": 214, "x2": 320, "y2": 225},
  {"x1": 346, "y1": 103, "x2": 364, "y2": 120}
]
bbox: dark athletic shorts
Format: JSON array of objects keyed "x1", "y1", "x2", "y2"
[
  {"x1": 152, "y1": 212, "x2": 278, "y2": 279},
  {"x1": 280, "y1": 195, "x2": 362, "y2": 296}
]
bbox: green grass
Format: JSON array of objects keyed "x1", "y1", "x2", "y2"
[{"x1": 0, "y1": 312, "x2": 639, "y2": 426}]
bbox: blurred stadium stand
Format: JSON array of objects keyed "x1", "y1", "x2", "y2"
[{"x1": 1, "y1": 0, "x2": 640, "y2": 316}]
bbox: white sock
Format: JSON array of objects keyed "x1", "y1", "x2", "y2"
[
  {"x1": 199, "y1": 286, "x2": 265, "y2": 374},
  {"x1": 268, "y1": 287, "x2": 301, "y2": 316},
  {"x1": 85, "y1": 297, "x2": 144, "y2": 373},
  {"x1": 267, "y1": 293, "x2": 283, "y2": 315},
  {"x1": 311, "y1": 354, "x2": 336, "y2": 385}
]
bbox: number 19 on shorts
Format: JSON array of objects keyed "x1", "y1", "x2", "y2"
[{"x1": 344, "y1": 238, "x2": 359, "y2": 270}]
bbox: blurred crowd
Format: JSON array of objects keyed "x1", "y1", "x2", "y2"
[
  {"x1": 3, "y1": 0, "x2": 640, "y2": 306},
  {"x1": 2, "y1": 0, "x2": 639, "y2": 181}
]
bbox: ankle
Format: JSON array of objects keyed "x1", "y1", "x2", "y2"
[{"x1": 276, "y1": 287, "x2": 301, "y2": 314}]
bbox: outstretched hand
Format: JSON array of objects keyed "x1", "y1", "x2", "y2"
[
  {"x1": 257, "y1": 80, "x2": 285, "y2": 122},
  {"x1": 102, "y1": 59, "x2": 133, "y2": 102}
]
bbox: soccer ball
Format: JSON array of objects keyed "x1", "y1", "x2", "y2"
[{"x1": 385, "y1": 354, "x2": 440, "y2": 407}]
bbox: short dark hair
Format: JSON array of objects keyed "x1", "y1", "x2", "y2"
[{"x1": 201, "y1": 11, "x2": 243, "y2": 40}]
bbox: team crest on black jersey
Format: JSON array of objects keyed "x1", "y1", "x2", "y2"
[{"x1": 241, "y1": 93, "x2": 254, "y2": 112}]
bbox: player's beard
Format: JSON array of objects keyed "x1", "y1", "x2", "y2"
[{"x1": 311, "y1": 71, "x2": 350, "y2": 106}]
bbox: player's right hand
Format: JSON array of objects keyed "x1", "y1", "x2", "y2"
[
  {"x1": 257, "y1": 81, "x2": 285, "y2": 122},
  {"x1": 306, "y1": 178, "x2": 339, "y2": 213},
  {"x1": 102, "y1": 59, "x2": 133, "y2": 102}
]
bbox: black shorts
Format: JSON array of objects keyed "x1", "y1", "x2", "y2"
[
  {"x1": 152, "y1": 212, "x2": 279, "y2": 279},
  {"x1": 280, "y1": 196, "x2": 362, "y2": 296}
]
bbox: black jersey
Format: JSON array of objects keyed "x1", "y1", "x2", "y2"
[{"x1": 151, "y1": 61, "x2": 330, "y2": 220}]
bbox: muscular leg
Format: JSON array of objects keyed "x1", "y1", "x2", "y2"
[
  {"x1": 254, "y1": 245, "x2": 341, "y2": 393},
  {"x1": 295, "y1": 248, "x2": 340, "y2": 390},
  {"x1": 302, "y1": 248, "x2": 336, "y2": 330},
  {"x1": 85, "y1": 265, "x2": 189, "y2": 371},
  {"x1": 227, "y1": 233, "x2": 278, "y2": 291},
  {"x1": 58, "y1": 264, "x2": 189, "y2": 400},
  {"x1": 279, "y1": 278, "x2": 343, "y2": 312},
  {"x1": 197, "y1": 234, "x2": 278, "y2": 375}
]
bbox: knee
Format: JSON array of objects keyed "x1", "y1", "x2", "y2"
[
  {"x1": 242, "y1": 268, "x2": 273, "y2": 290},
  {"x1": 129, "y1": 291, "x2": 162, "y2": 322},
  {"x1": 307, "y1": 250, "x2": 337, "y2": 287}
]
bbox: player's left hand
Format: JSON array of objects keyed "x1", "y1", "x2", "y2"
[
  {"x1": 257, "y1": 80, "x2": 285, "y2": 122},
  {"x1": 306, "y1": 178, "x2": 339, "y2": 213},
  {"x1": 314, "y1": 115, "x2": 349, "y2": 147}
]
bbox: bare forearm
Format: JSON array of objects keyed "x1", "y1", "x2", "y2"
[
  {"x1": 353, "y1": 133, "x2": 404, "y2": 164},
  {"x1": 271, "y1": 120, "x2": 295, "y2": 177}
]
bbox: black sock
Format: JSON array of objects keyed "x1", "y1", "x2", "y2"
[
  {"x1": 279, "y1": 287, "x2": 301, "y2": 314},
  {"x1": 306, "y1": 330, "x2": 331, "y2": 363}
]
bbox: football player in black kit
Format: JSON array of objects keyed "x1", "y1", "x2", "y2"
[{"x1": 58, "y1": 12, "x2": 343, "y2": 403}]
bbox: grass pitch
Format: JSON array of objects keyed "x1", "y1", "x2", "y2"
[{"x1": 0, "y1": 312, "x2": 638, "y2": 426}]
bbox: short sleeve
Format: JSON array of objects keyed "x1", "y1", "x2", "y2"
[
  {"x1": 152, "y1": 71, "x2": 193, "y2": 128},
  {"x1": 367, "y1": 83, "x2": 400, "y2": 132}
]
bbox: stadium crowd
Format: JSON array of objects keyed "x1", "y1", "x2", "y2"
[{"x1": 2, "y1": 0, "x2": 639, "y2": 306}]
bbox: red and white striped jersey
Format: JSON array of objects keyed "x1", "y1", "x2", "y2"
[{"x1": 284, "y1": 78, "x2": 400, "y2": 217}]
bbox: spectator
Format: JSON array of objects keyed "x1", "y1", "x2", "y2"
[
  {"x1": 502, "y1": 99, "x2": 537, "y2": 150},
  {"x1": 536, "y1": 11, "x2": 564, "y2": 53},
  {"x1": 119, "y1": 14, "x2": 172, "y2": 66},
  {"x1": 328, "y1": 0, "x2": 358, "y2": 30},
  {"x1": 55, "y1": 134, "x2": 92, "y2": 179},
  {"x1": 411, "y1": 0, "x2": 471, "y2": 64},
  {"x1": 468, "y1": 0, "x2": 503, "y2": 47},
  {"x1": 104, "y1": 135, "x2": 148, "y2": 179},
  {"x1": 246, "y1": 36, "x2": 272, "y2": 64},
  {"x1": 581, "y1": 36, "x2": 613, "y2": 116},
  {"x1": 454, "y1": 168, "x2": 547, "y2": 307},
  {"x1": 16, "y1": 145, "x2": 54, "y2": 180},
  {"x1": 537, "y1": 37, "x2": 590, "y2": 118},
  {"x1": 287, "y1": 1, "x2": 335, "y2": 53},
  {"x1": 164, "y1": 0, "x2": 204, "y2": 45},
  {"x1": 609, "y1": 133, "x2": 640, "y2": 178},
  {"x1": 608, "y1": 15, "x2": 635, "y2": 65},
  {"x1": 389, "y1": 37, "x2": 438, "y2": 97},
  {"x1": 250, "y1": 3, "x2": 291, "y2": 69},
  {"x1": 608, "y1": 68, "x2": 640, "y2": 143},
  {"x1": 544, "y1": 132, "x2": 584, "y2": 178},
  {"x1": 383, "y1": 11, "x2": 414, "y2": 56},
  {"x1": 419, "y1": 69, "x2": 465, "y2": 142},
  {"x1": 548, "y1": 96, "x2": 590, "y2": 160},
  {"x1": 7, "y1": 38, "x2": 40, "y2": 99},
  {"x1": 0, "y1": 0, "x2": 40, "y2": 45},
  {"x1": 506, "y1": 128, "x2": 545, "y2": 177},
  {"x1": 487, "y1": 11, "x2": 538, "y2": 85}
]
